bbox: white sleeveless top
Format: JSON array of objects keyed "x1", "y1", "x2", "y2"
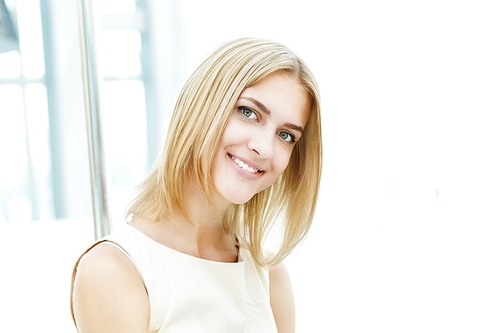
[{"x1": 79, "y1": 224, "x2": 278, "y2": 333}]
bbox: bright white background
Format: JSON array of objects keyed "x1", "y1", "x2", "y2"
[
  {"x1": 1, "y1": 0, "x2": 499, "y2": 332},
  {"x1": 176, "y1": 1, "x2": 500, "y2": 331}
]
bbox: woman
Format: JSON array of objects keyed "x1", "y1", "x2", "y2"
[{"x1": 71, "y1": 37, "x2": 322, "y2": 333}]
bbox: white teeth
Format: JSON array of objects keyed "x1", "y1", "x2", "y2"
[{"x1": 231, "y1": 156, "x2": 259, "y2": 173}]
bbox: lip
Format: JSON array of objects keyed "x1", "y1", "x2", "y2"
[{"x1": 227, "y1": 153, "x2": 264, "y2": 180}]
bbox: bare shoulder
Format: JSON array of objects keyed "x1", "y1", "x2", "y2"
[
  {"x1": 269, "y1": 262, "x2": 295, "y2": 333},
  {"x1": 72, "y1": 243, "x2": 150, "y2": 333}
]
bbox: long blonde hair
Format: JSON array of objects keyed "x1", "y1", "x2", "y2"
[{"x1": 126, "y1": 37, "x2": 322, "y2": 265}]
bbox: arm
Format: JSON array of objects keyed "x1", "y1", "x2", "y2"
[
  {"x1": 72, "y1": 243, "x2": 150, "y2": 333},
  {"x1": 269, "y1": 262, "x2": 295, "y2": 333}
]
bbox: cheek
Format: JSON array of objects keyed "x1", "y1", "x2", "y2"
[
  {"x1": 273, "y1": 148, "x2": 294, "y2": 174},
  {"x1": 219, "y1": 117, "x2": 245, "y2": 146}
]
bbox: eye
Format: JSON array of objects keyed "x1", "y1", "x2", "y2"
[
  {"x1": 277, "y1": 131, "x2": 296, "y2": 143},
  {"x1": 238, "y1": 106, "x2": 258, "y2": 120}
]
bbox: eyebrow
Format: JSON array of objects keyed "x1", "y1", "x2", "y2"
[
  {"x1": 241, "y1": 97, "x2": 271, "y2": 115},
  {"x1": 284, "y1": 122, "x2": 304, "y2": 134},
  {"x1": 240, "y1": 97, "x2": 304, "y2": 134}
]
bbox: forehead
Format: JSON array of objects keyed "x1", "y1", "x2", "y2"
[{"x1": 240, "y1": 73, "x2": 310, "y2": 126}]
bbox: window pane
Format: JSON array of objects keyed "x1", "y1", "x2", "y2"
[
  {"x1": 98, "y1": 29, "x2": 142, "y2": 78},
  {"x1": 24, "y1": 83, "x2": 54, "y2": 220},
  {"x1": 0, "y1": 84, "x2": 31, "y2": 221},
  {"x1": 100, "y1": 80, "x2": 148, "y2": 187},
  {"x1": 0, "y1": 51, "x2": 21, "y2": 78},
  {"x1": 17, "y1": 0, "x2": 45, "y2": 79},
  {"x1": 96, "y1": 0, "x2": 137, "y2": 14}
]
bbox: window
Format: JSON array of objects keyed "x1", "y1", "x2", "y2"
[
  {"x1": 0, "y1": 0, "x2": 53, "y2": 222},
  {"x1": 0, "y1": 0, "x2": 155, "y2": 223},
  {"x1": 95, "y1": 0, "x2": 151, "y2": 223}
]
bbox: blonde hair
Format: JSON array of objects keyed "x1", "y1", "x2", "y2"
[{"x1": 126, "y1": 37, "x2": 322, "y2": 265}]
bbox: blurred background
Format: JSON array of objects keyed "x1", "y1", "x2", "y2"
[{"x1": 0, "y1": 0, "x2": 499, "y2": 332}]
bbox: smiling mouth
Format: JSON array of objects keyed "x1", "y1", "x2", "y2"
[{"x1": 230, "y1": 155, "x2": 261, "y2": 174}]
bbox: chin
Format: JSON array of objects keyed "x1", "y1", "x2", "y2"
[
  {"x1": 229, "y1": 194, "x2": 255, "y2": 205},
  {"x1": 221, "y1": 187, "x2": 261, "y2": 205},
  {"x1": 228, "y1": 185, "x2": 273, "y2": 205}
]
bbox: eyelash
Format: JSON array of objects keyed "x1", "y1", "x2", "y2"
[
  {"x1": 238, "y1": 106, "x2": 258, "y2": 120},
  {"x1": 278, "y1": 131, "x2": 296, "y2": 143},
  {"x1": 237, "y1": 106, "x2": 296, "y2": 144}
]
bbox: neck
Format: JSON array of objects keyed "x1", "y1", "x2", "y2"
[
  {"x1": 130, "y1": 179, "x2": 238, "y2": 262},
  {"x1": 166, "y1": 181, "x2": 237, "y2": 261},
  {"x1": 180, "y1": 179, "x2": 228, "y2": 227}
]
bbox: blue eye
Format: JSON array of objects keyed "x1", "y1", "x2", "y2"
[
  {"x1": 278, "y1": 131, "x2": 295, "y2": 143},
  {"x1": 238, "y1": 106, "x2": 258, "y2": 120}
]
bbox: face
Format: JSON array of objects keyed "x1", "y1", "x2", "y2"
[{"x1": 210, "y1": 72, "x2": 310, "y2": 205}]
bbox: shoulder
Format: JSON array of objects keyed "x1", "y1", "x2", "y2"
[
  {"x1": 72, "y1": 242, "x2": 150, "y2": 332},
  {"x1": 74, "y1": 242, "x2": 140, "y2": 283},
  {"x1": 269, "y1": 262, "x2": 295, "y2": 332}
]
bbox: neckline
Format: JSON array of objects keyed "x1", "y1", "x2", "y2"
[{"x1": 123, "y1": 223, "x2": 244, "y2": 265}]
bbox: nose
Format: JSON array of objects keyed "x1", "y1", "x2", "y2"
[{"x1": 248, "y1": 131, "x2": 274, "y2": 158}]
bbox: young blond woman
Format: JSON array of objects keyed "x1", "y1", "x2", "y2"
[{"x1": 71, "y1": 37, "x2": 322, "y2": 333}]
